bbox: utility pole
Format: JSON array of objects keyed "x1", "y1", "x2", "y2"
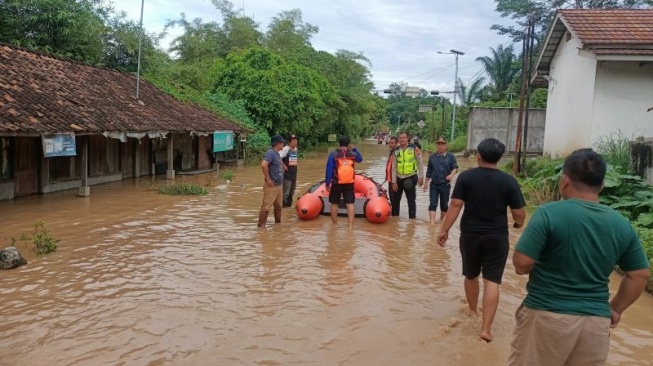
[
  {"x1": 513, "y1": 17, "x2": 532, "y2": 175},
  {"x1": 521, "y1": 16, "x2": 536, "y2": 175},
  {"x1": 135, "y1": 0, "x2": 145, "y2": 100}
]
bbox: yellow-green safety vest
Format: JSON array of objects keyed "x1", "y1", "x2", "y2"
[{"x1": 395, "y1": 147, "x2": 418, "y2": 175}]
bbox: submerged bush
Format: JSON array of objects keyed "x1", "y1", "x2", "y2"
[
  {"x1": 12, "y1": 221, "x2": 59, "y2": 255},
  {"x1": 219, "y1": 169, "x2": 235, "y2": 181},
  {"x1": 157, "y1": 182, "x2": 209, "y2": 196}
]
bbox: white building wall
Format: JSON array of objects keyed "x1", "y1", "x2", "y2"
[
  {"x1": 590, "y1": 62, "x2": 653, "y2": 143},
  {"x1": 543, "y1": 32, "x2": 598, "y2": 158}
]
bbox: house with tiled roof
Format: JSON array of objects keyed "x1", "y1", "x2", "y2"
[
  {"x1": 532, "y1": 9, "x2": 653, "y2": 158},
  {"x1": 0, "y1": 44, "x2": 245, "y2": 200}
]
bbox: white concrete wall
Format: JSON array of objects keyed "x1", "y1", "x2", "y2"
[
  {"x1": 591, "y1": 62, "x2": 653, "y2": 143},
  {"x1": 543, "y1": 32, "x2": 598, "y2": 158}
]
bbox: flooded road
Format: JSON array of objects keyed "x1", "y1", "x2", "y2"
[{"x1": 1, "y1": 141, "x2": 652, "y2": 365}]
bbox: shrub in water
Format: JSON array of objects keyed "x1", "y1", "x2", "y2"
[
  {"x1": 13, "y1": 221, "x2": 59, "y2": 255},
  {"x1": 157, "y1": 182, "x2": 209, "y2": 196}
]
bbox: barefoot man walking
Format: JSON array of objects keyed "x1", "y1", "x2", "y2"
[{"x1": 437, "y1": 138, "x2": 526, "y2": 342}]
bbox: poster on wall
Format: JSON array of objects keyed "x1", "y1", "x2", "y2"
[
  {"x1": 213, "y1": 131, "x2": 234, "y2": 153},
  {"x1": 42, "y1": 133, "x2": 77, "y2": 157}
]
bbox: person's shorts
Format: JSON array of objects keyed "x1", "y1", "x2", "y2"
[
  {"x1": 459, "y1": 232, "x2": 509, "y2": 284},
  {"x1": 328, "y1": 183, "x2": 355, "y2": 204}
]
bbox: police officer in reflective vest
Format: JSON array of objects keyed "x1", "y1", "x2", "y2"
[{"x1": 391, "y1": 132, "x2": 424, "y2": 219}]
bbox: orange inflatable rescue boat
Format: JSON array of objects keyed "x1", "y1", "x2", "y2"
[{"x1": 296, "y1": 174, "x2": 391, "y2": 223}]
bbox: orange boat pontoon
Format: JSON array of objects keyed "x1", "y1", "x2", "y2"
[{"x1": 296, "y1": 174, "x2": 391, "y2": 224}]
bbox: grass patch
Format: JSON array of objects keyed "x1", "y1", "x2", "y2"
[
  {"x1": 594, "y1": 131, "x2": 633, "y2": 173},
  {"x1": 157, "y1": 182, "x2": 209, "y2": 196}
]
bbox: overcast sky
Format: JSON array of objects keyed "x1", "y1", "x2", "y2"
[{"x1": 111, "y1": 0, "x2": 518, "y2": 94}]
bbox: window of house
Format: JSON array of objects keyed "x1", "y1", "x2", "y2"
[{"x1": 0, "y1": 137, "x2": 12, "y2": 181}]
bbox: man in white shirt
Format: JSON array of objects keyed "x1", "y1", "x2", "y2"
[{"x1": 279, "y1": 134, "x2": 299, "y2": 208}]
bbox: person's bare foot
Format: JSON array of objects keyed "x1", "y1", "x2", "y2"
[{"x1": 480, "y1": 331, "x2": 493, "y2": 342}]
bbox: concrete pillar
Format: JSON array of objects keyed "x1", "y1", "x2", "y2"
[
  {"x1": 134, "y1": 139, "x2": 141, "y2": 178},
  {"x1": 166, "y1": 134, "x2": 175, "y2": 180},
  {"x1": 78, "y1": 136, "x2": 90, "y2": 197},
  {"x1": 39, "y1": 150, "x2": 49, "y2": 193},
  {"x1": 151, "y1": 139, "x2": 156, "y2": 176}
]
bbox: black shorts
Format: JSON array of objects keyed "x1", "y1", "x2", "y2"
[
  {"x1": 459, "y1": 232, "x2": 509, "y2": 284},
  {"x1": 329, "y1": 183, "x2": 355, "y2": 204}
]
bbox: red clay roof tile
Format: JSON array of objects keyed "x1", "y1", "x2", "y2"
[
  {"x1": 559, "y1": 9, "x2": 653, "y2": 46},
  {"x1": 0, "y1": 44, "x2": 244, "y2": 135}
]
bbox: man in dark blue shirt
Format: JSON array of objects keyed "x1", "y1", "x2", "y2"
[
  {"x1": 424, "y1": 137, "x2": 458, "y2": 224},
  {"x1": 258, "y1": 135, "x2": 286, "y2": 227}
]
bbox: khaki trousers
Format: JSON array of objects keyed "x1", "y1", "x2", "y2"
[
  {"x1": 508, "y1": 306, "x2": 610, "y2": 366},
  {"x1": 260, "y1": 183, "x2": 283, "y2": 213}
]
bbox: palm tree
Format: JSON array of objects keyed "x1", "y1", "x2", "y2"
[
  {"x1": 475, "y1": 44, "x2": 519, "y2": 100},
  {"x1": 457, "y1": 77, "x2": 486, "y2": 106}
]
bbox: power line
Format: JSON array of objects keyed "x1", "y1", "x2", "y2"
[
  {"x1": 382, "y1": 63, "x2": 455, "y2": 88},
  {"x1": 414, "y1": 64, "x2": 455, "y2": 85}
]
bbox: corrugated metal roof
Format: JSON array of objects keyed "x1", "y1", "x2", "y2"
[{"x1": 0, "y1": 44, "x2": 244, "y2": 135}]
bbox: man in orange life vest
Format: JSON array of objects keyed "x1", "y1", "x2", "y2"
[
  {"x1": 385, "y1": 136, "x2": 399, "y2": 210},
  {"x1": 325, "y1": 136, "x2": 363, "y2": 229}
]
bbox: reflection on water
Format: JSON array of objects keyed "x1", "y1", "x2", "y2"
[{"x1": 0, "y1": 141, "x2": 651, "y2": 365}]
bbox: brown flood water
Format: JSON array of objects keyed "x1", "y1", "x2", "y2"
[{"x1": 1, "y1": 140, "x2": 652, "y2": 366}]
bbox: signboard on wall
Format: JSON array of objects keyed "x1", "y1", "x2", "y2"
[
  {"x1": 328, "y1": 134, "x2": 337, "y2": 143},
  {"x1": 213, "y1": 131, "x2": 234, "y2": 152},
  {"x1": 42, "y1": 133, "x2": 77, "y2": 157}
]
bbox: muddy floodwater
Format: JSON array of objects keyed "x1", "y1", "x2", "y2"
[{"x1": 1, "y1": 141, "x2": 652, "y2": 366}]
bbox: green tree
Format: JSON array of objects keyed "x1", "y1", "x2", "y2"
[
  {"x1": 476, "y1": 44, "x2": 520, "y2": 100},
  {"x1": 211, "y1": 0, "x2": 262, "y2": 52},
  {"x1": 102, "y1": 13, "x2": 168, "y2": 73},
  {"x1": 265, "y1": 9, "x2": 318, "y2": 57},
  {"x1": 0, "y1": 0, "x2": 110, "y2": 63},
  {"x1": 167, "y1": 15, "x2": 226, "y2": 63},
  {"x1": 212, "y1": 48, "x2": 337, "y2": 145},
  {"x1": 492, "y1": 0, "x2": 653, "y2": 42},
  {"x1": 457, "y1": 77, "x2": 486, "y2": 106}
]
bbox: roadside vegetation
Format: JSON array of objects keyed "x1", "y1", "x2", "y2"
[{"x1": 509, "y1": 134, "x2": 653, "y2": 292}]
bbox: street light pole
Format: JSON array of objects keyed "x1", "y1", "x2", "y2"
[
  {"x1": 450, "y1": 50, "x2": 464, "y2": 141},
  {"x1": 438, "y1": 49, "x2": 465, "y2": 141}
]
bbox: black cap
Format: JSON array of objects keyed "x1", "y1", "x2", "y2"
[
  {"x1": 288, "y1": 134, "x2": 298, "y2": 141},
  {"x1": 270, "y1": 135, "x2": 285, "y2": 145}
]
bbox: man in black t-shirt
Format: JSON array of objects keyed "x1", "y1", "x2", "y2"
[{"x1": 437, "y1": 138, "x2": 526, "y2": 343}]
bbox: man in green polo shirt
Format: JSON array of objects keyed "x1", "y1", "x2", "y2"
[{"x1": 509, "y1": 148, "x2": 650, "y2": 366}]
